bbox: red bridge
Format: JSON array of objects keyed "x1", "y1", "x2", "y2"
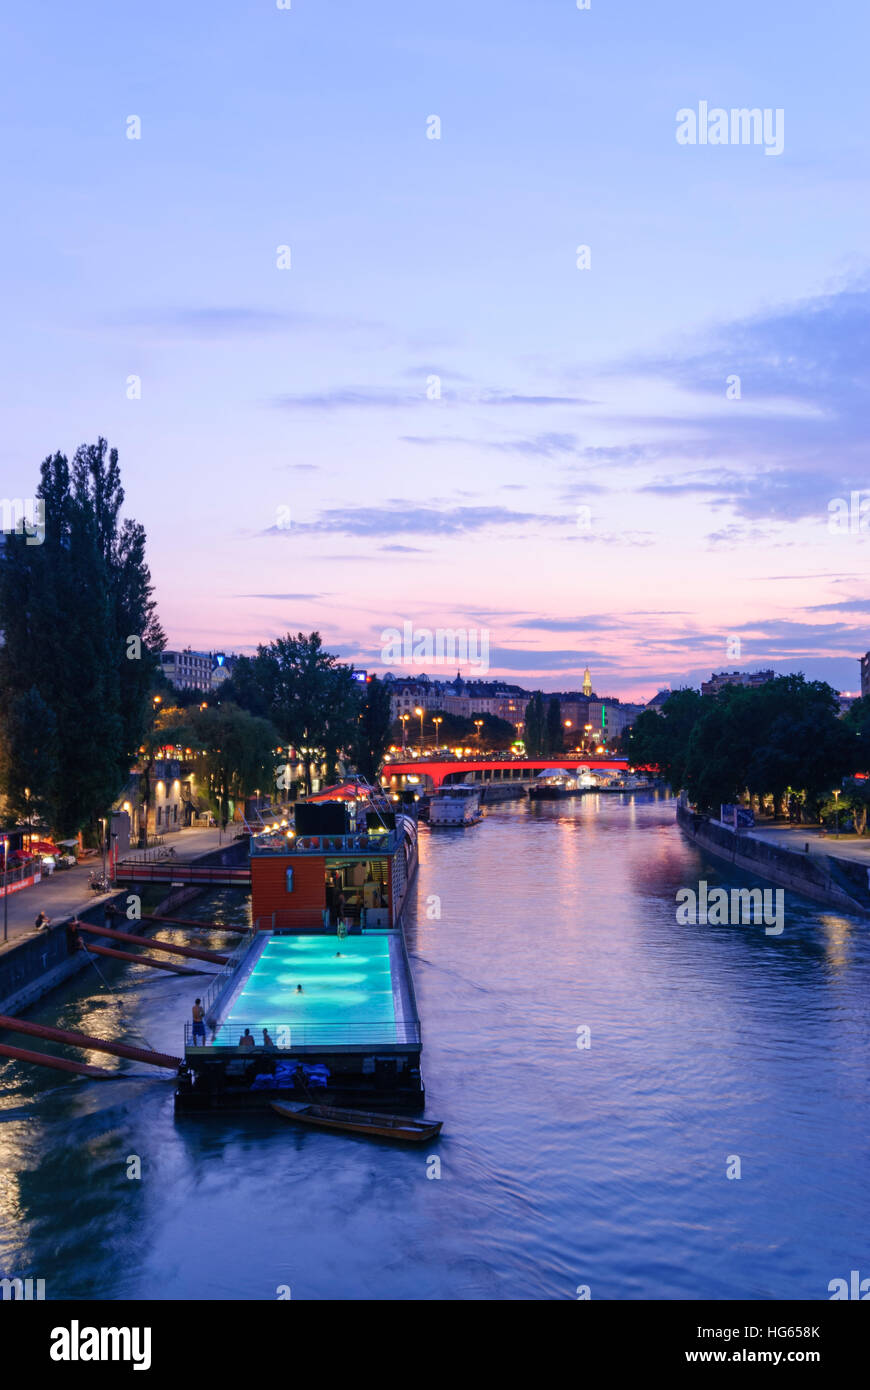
[{"x1": 382, "y1": 755, "x2": 631, "y2": 791}]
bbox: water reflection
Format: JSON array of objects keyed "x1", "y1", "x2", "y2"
[{"x1": 1, "y1": 814, "x2": 868, "y2": 1300}]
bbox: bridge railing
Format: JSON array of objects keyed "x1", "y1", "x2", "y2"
[
  {"x1": 251, "y1": 830, "x2": 397, "y2": 856},
  {"x1": 113, "y1": 861, "x2": 250, "y2": 883},
  {"x1": 186, "y1": 1018, "x2": 422, "y2": 1050}
]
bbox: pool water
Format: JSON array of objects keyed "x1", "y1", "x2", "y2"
[{"x1": 214, "y1": 934, "x2": 397, "y2": 1046}]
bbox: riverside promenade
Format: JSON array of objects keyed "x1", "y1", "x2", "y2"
[
  {"x1": 746, "y1": 822, "x2": 870, "y2": 871},
  {"x1": 677, "y1": 804, "x2": 870, "y2": 914},
  {"x1": 0, "y1": 826, "x2": 240, "y2": 955}
]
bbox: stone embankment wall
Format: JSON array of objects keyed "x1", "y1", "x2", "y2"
[{"x1": 676, "y1": 804, "x2": 870, "y2": 916}]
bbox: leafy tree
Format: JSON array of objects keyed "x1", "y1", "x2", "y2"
[
  {"x1": 683, "y1": 685, "x2": 758, "y2": 811},
  {"x1": 523, "y1": 692, "x2": 546, "y2": 757},
  {"x1": 843, "y1": 697, "x2": 870, "y2": 773},
  {"x1": 626, "y1": 689, "x2": 704, "y2": 789},
  {"x1": 353, "y1": 676, "x2": 392, "y2": 783},
  {"x1": 826, "y1": 779, "x2": 870, "y2": 836},
  {"x1": 0, "y1": 439, "x2": 163, "y2": 837},
  {"x1": 188, "y1": 703, "x2": 280, "y2": 828},
  {"x1": 227, "y1": 633, "x2": 361, "y2": 792},
  {"x1": 545, "y1": 697, "x2": 563, "y2": 756},
  {"x1": 683, "y1": 675, "x2": 858, "y2": 816},
  {"x1": 0, "y1": 687, "x2": 59, "y2": 828}
]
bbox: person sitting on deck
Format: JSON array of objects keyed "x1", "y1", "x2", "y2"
[
  {"x1": 191, "y1": 999, "x2": 206, "y2": 1043},
  {"x1": 35, "y1": 912, "x2": 50, "y2": 932},
  {"x1": 239, "y1": 1028, "x2": 255, "y2": 1049},
  {"x1": 262, "y1": 1029, "x2": 276, "y2": 1050}
]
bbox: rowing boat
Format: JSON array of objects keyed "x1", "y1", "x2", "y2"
[{"x1": 271, "y1": 1101, "x2": 442, "y2": 1142}]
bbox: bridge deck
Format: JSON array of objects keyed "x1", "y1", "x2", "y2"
[{"x1": 113, "y1": 861, "x2": 250, "y2": 885}]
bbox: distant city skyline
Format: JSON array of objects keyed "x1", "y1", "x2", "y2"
[{"x1": 2, "y1": 2, "x2": 869, "y2": 701}]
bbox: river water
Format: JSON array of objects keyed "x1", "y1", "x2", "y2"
[{"x1": 1, "y1": 793, "x2": 867, "y2": 1300}]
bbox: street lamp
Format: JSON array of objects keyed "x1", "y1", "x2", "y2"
[
  {"x1": 433, "y1": 716, "x2": 443, "y2": 748},
  {"x1": 474, "y1": 719, "x2": 483, "y2": 751},
  {"x1": 415, "y1": 706, "x2": 424, "y2": 749},
  {"x1": 400, "y1": 713, "x2": 410, "y2": 751},
  {"x1": 833, "y1": 787, "x2": 841, "y2": 838}
]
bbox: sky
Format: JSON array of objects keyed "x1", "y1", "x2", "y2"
[{"x1": 1, "y1": 0, "x2": 869, "y2": 700}]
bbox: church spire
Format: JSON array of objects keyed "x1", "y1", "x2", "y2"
[{"x1": 582, "y1": 666, "x2": 592, "y2": 697}]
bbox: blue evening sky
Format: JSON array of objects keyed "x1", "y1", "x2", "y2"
[{"x1": 1, "y1": 1, "x2": 868, "y2": 697}]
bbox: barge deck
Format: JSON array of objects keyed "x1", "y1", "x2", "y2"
[{"x1": 176, "y1": 807, "x2": 424, "y2": 1112}]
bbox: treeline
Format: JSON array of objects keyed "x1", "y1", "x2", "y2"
[
  {"x1": 220, "y1": 634, "x2": 393, "y2": 792},
  {"x1": 0, "y1": 440, "x2": 394, "y2": 843},
  {"x1": 0, "y1": 440, "x2": 164, "y2": 838},
  {"x1": 523, "y1": 693, "x2": 567, "y2": 757},
  {"x1": 627, "y1": 676, "x2": 867, "y2": 822}
]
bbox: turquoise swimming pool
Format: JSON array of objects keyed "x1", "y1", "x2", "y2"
[{"x1": 213, "y1": 934, "x2": 399, "y2": 1047}]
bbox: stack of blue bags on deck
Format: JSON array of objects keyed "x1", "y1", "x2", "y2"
[{"x1": 251, "y1": 1061, "x2": 331, "y2": 1091}]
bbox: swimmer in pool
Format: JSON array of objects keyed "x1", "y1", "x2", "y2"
[{"x1": 295, "y1": 984, "x2": 303, "y2": 993}]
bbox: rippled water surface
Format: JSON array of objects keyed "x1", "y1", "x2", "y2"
[{"x1": 1, "y1": 795, "x2": 868, "y2": 1300}]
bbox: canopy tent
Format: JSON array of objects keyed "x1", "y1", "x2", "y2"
[{"x1": 303, "y1": 780, "x2": 378, "y2": 803}]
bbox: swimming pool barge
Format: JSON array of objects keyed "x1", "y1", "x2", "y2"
[{"x1": 175, "y1": 816, "x2": 424, "y2": 1112}]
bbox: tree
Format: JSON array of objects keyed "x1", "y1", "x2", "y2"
[
  {"x1": 0, "y1": 687, "x2": 59, "y2": 828},
  {"x1": 523, "y1": 692, "x2": 546, "y2": 757},
  {"x1": 828, "y1": 779, "x2": 870, "y2": 836},
  {"x1": 226, "y1": 633, "x2": 361, "y2": 792},
  {"x1": 0, "y1": 439, "x2": 163, "y2": 838},
  {"x1": 844, "y1": 697, "x2": 870, "y2": 773},
  {"x1": 683, "y1": 675, "x2": 859, "y2": 816},
  {"x1": 545, "y1": 697, "x2": 563, "y2": 756},
  {"x1": 189, "y1": 703, "x2": 280, "y2": 828},
  {"x1": 353, "y1": 676, "x2": 392, "y2": 783},
  {"x1": 625, "y1": 689, "x2": 704, "y2": 789}
]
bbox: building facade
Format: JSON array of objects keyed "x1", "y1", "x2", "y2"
[
  {"x1": 700, "y1": 669, "x2": 775, "y2": 697},
  {"x1": 160, "y1": 649, "x2": 236, "y2": 693}
]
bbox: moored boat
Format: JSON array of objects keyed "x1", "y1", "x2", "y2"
[
  {"x1": 597, "y1": 772, "x2": 654, "y2": 792},
  {"x1": 271, "y1": 1100, "x2": 442, "y2": 1142},
  {"x1": 429, "y1": 783, "x2": 482, "y2": 826},
  {"x1": 529, "y1": 768, "x2": 586, "y2": 799}
]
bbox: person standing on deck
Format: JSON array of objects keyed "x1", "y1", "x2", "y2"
[{"x1": 191, "y1": 998, "x2": 206, "y2": 1043}]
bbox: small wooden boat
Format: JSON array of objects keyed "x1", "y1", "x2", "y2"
[{"x1": 271, "y1": 1100, "x2": 442, "y2": 1143}]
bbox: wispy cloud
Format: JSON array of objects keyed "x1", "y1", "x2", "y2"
[{"x1": 268, "y1": 504, "x2": 567, "y2": 538}]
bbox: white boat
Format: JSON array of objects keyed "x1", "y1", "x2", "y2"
[
  {"x1": 429, "y1": 783, "x2": 483, "y2": 827},
  {"x1": 529, "y1": 769, "x2": 584, "y2": 799},
  {"x1": 599, "y1": 772, "x2": 653, "y2": 792},
  {"x1": 576, "y1": 768, "x2": 605, "y2": 790}
]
